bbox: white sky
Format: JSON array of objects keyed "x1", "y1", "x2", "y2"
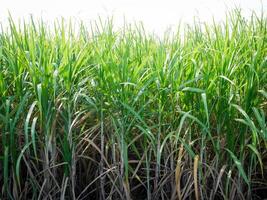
[{"x1": 0, "y1": 0, "x2": 266, "y2": 35}]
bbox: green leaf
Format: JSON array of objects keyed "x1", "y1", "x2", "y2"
[
  {"x1": 181, "y1": 87, "x2": 205, "y2": 93},
  {"x1": 226, "y1": 149, "x2": 250, "y2": 185},
  {"x1": 16, "y1": 142, "x2": 32, "y2": 186},
  {"x1": 247, "y1": 144, "x2": 263, "y2": 175}
]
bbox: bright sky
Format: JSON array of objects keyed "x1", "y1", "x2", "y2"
[{"x1": 0, "y1": 0, "x2": 266, "y2": 35}]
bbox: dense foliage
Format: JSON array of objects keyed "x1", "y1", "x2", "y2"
[{"x1": 0, "y1": 11, "x2": 267, "y2": 199}]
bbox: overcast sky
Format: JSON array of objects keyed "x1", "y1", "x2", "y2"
[{"x1": 0, "y1": 0, "x2": 266, "y2": 35}]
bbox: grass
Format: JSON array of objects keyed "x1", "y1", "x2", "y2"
[{"x1": 0, "y1": 10, "x2": 267, "y2": 199}]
